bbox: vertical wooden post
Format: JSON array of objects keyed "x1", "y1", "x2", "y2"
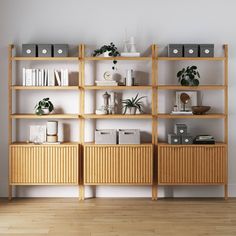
[
  {"x1": 8, "y1": 45, "x2": 13, "y2": 200},
  {"x1": 224, "y1": 44, "x2": 228, "y2": 199},
  {"x1": 79, "y1": 44, "x2": 85, "y2": 200},
  {"x1": 151, "y1": 44, "x2": 158, "y2": 200}
]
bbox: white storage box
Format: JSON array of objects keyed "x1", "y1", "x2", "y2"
[
  {"x1": 118, "y1": 129, "x2": 140, "y2": 144},
  {"x1": 95, "y1": 129, "x2": 117, "y2": 144}
]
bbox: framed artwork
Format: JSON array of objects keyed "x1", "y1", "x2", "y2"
[{"x1": 175, "y1": 91, "x2": 198, "y2": 111}]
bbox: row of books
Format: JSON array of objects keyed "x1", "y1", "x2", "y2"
[{"x1": 22, "y1": 68, "x2": 69, "y2": 86}]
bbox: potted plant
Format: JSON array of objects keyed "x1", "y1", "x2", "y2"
[
  {"x1": 122, "y1": 93, "x2": 146, "y2": 115},
  {"x1": 93, "y1": 42, "x2": 120, "y2": 70},
  {"x1": 34, "y1": 98, "x2": 54, "y2": 115},
  {"x1": 177, "y1": 65, "x2": 200, "y2": 86}
]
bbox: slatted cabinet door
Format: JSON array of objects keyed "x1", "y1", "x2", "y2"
[
  {"x1": 10, "y1": 144, "x2": 79, "y2": 185},
  {"x1": 158, "y1": 144, "x2": 226, "y2": 185},
  {"x1": 84, "y1": 144, "x2": 153, "y2": 185}
]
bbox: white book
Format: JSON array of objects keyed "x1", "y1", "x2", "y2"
[
  {"x1": 120, "y1": 52, "x2": 141, "y2": 57},
  {"x1": 36, "y1": 69, "x2": 38, "y2": 86},
  {"x1": 25, "y1": 69, "x2": 32, "y2": 86},
  {"x1": 38, "y1": 70, "x2": 41, "y2": 86},
  {"x1": 22, "y1": 68, "x2": 26, "y2": 86},
  {"x1": 55, "y1": 70, "x2": 61, "y2": 86},
  {"x1": 171, "y1": 111, "x2": 193, "y2": 115},
  {"x1": 32, "y1": 69, "x2": 36, "y2": 86},
  {"x1": 48, "y1": 69, "x2": 55, "y2": 86},
  {"x1": 61, "y1": 69, "x2": 65, "y2": 86}
]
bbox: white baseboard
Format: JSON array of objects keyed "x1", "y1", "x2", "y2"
[{"x1": 1, "y1": 184, "x2": 235, "y2": 198}]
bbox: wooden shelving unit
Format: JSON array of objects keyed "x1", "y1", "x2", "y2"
[
  {"x1": 8, "y1": 43, "x2": 228, "y2": 200},
  {"x1": 157, "y1": 45, "x2": 228, "y2": 199},
  {"x1": 80, "y1": 44, "x2": 157, "y2": 200},
  {"x1": 8, "y1": 45, "x2": 81, "y2": 200}
]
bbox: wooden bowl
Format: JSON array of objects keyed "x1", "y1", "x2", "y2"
[{"x1": 191, "y1": 106, "x2": 211, "y2": 115}]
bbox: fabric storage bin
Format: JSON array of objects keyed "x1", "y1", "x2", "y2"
[
  {"x1": 174, "y1": 124, "x2": 187, "y2": 135},
  {"x1": 118, "y1": 129, "x2": 140, "y2": 144},
  {"x1": 168, "y1": 134, "x2": 181, "y2": 144},
  {"x1": 199, "y1": 44, "x2": 214, "y2": 57},
  {"x1": 53, "y1": 44, "x2": 69, "y2": 57},
  {"x1": 95, "y1": 129, "x2": 117, "y2": 144},
  {"x1": 168, "y1": 44, "x2": 183, "y2": 57},
  {"x1": 22, "y1": 44, "x2": 37, "y2": 57},
  {"x1": 38, "y1": 44, "x2": 52, "y2": 57},
  {"x1": 181, "y1": 135, "x2": 193, "y2": 144},
  {"x1": 184, "y1": 44, "x2": 199, "y2": 57}
]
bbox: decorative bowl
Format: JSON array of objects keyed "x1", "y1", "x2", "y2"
[{"x1": 191, "y1": 106, "x2": 211, "y2": 115}]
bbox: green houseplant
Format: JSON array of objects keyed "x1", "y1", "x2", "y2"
[
  {"x1": 93, "y1": 42, "x2": 120, "y2": 70},
  {"x1": 177, "y1": 65, "x2": 200, "y2": 86},
  {"x1": 122, "y1": 93, "x2": 146, "y2": 115},
  {"x1": 34, "y1": 98, "x2": 54, "y2": 115}
]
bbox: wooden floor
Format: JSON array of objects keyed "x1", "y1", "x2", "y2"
[{"x1": 0, "y1": 198, "x2": 236, "y2": 236}]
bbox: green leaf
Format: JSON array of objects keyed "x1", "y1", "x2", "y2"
[
  {"x1": 192, "y1": 79, "x2": 199, "y2": 86},
  {"x1": 177, "y1": 71, "x2": 183, "y2": 77}
]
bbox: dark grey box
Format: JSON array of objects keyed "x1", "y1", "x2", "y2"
[
  {"x1": 184, "y1": 44, "x2": 199, "y2": 57},
  {"x1": 38, "y1": 44, "x2": 52, "y2": 57},
  {"x1": 168, "y1": 134, "x2": 181, "y2": 144},
  {"x1": 53, "y1": 44, "x2": 69, "y2": 57},
  {"x1": 199, "y1": 44, "x2": 214, "y2": 57},
  {"x1": 118, "y1": 129, "x2": 140, "y2": 144},
  {"x1": 168, "y1": 44, "x2": 183, "y2": 57},
  {"x1": 95, "y1": 129, "x2": 117, "y2": 144},
  {"x1": 181, "y1": 134, "x2": 193, "y2": 144},
  {"x1": 174, "y1": 124, "x2": 187, "y2": 135},
  {"x1": 22, "y1": 44, "x2": 37, "y2": 57}
]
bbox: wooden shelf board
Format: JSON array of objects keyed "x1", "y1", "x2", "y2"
[
  {"x1": 158, "y1": 85, "x2": 226, "y2": 90},
  {"x1": 158, "y1": 142, "x2": 227, "y2": 147},
  {"x1": 158, "y1": 183, "x2": 225, "y2": 186},
  {"x1": 84, "y1": 183, "x2": 152, "y2": 186},
  {"x1": 83, "y1": 85, "x2": 153, "y2": 90},
  {"x1": 84, "y1": 142, "x2": 153, "y2": 146},
  {"x1": 158, "y1": 57, "x2": 225, "y2": 61},
  {"x1": 11, "y1": 142, "x2": 79, "y2": 146},
  {"x1": 11, "y1": 114, "x2": 79, "y2": 119},
  {"x1": 10, "y1": 183, "x2": 79, "y2": 186},
  {"x1": 11, "y1": 57, "x2": 78, "y2": 61},
  {"x1": 85, "y1": 56, "x2": 152, "y2": 61},
  {"x1": 157, "y1": 113, "x2": 226, "y2": 119},
  {"x1": 82, "y1": 114, "x2": 153, "y2": 119},
  {"x1": 12, "y1": 86, "x2": 79, "y2": 90}
]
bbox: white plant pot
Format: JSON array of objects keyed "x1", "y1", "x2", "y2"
[
  {"x1": 103, "y1": 51, "x2": 111, "y2": 57},
  {"x1": 41, "y1": 108, "x2": 50, "y2": 115},
  {"x1": 128, "y1": 107, "x2": 137, "y2": 115}
]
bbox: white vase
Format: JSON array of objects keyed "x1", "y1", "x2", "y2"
[
  {"x1": 41, "y1": 108, "x2": 50, "y2": 115},
  {"x1": 103, "y1": 51, "x2": 111, "y2": 57},
  {"x1": 128, "y1": 107, "x2": 137, "y2": 115}
]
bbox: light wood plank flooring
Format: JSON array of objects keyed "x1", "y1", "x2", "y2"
[{"x1": 0, "y1": 198, "x2": 236, "y2": 236}]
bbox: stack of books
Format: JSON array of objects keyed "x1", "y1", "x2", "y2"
[
  {"x1": 95, "y1": 80, "x2": 118, "y2": 86},
  {"x1": 22, "y1": 68, "x2": 69, "y2": 86},
  {"x1": 171, "y1": 110, "x2": 193, "y2": 115}
]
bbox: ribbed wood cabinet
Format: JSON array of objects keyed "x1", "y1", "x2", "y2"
[
  {"x1": 84, "y1": 144, "x2": 153, "y2": 185},
  {"x1": 158, "y1": 144, "x2": 227, "y2": 184},
  {"x1": 10, "y1": 144, "x2": 79, "y2": 185}
]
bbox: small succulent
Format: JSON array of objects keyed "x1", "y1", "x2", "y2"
[
  {"x1": 93, "y1": 42, "x2": 120, "y2": 70},
  {"x1": 177, "y1": 65, "x2": 200, "y2": 86},
  {"x1": 34, "y1": 97, "x2": 54, "y2": 115},
  {"x1": 121, "y1": 93, "x2": 146, "y2": 114}
]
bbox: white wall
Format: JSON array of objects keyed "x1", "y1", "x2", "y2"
[{"x1": 0, "y1": 0, "x2": 236, "y2": 198}]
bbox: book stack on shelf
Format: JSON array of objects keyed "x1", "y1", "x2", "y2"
[
  {"x1": 22, "y1": 68, "x2": 69, "y2": 86},
  {"x1": 95, "y1": 80, "x2": 118, "y2": 86}
]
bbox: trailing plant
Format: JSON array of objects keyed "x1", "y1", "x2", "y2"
[
  {"x1": 177, "y1": 65, "x2": 200, "y2": 86},
  {"x1": 92, "y1": 42, "x2": 120, "y2": 70},
  {"x1": 34, "y1": 97, "x2": 54, "y2": 115},
  {"x1": 121, "y1": 93, "x2": 146, "y2": 114}
]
